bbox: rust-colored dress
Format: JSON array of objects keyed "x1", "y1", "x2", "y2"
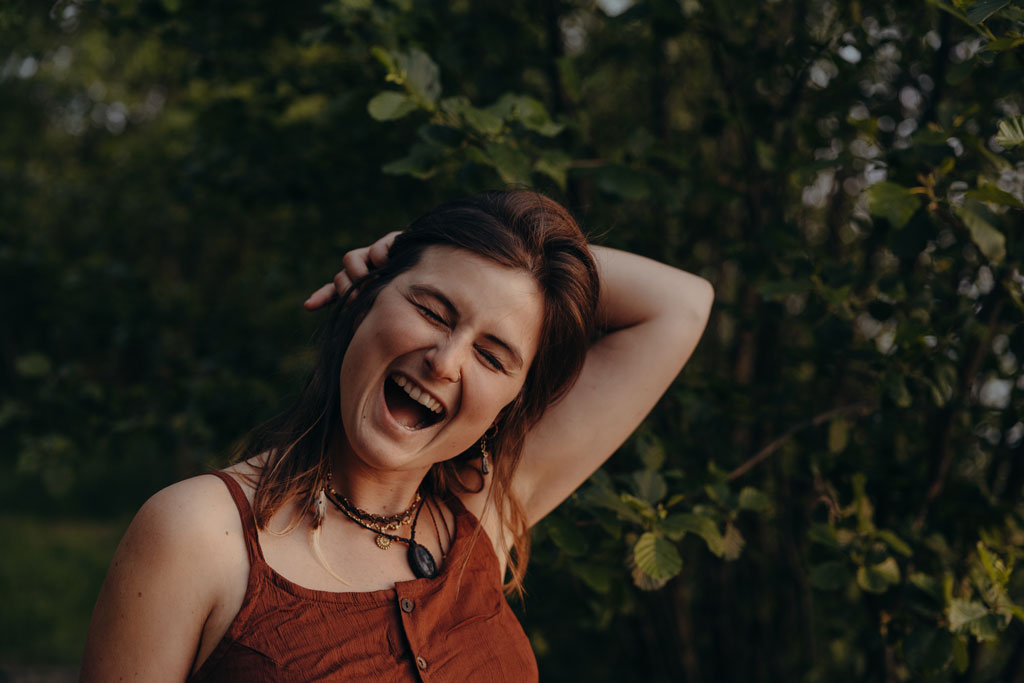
[{"x1": 188, "y1": 471, "x2": 538, "y2": 683}]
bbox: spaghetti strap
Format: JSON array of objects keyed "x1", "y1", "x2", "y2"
[{"x1": 207, "y1": 471, "x2": 264, "y2": 565}]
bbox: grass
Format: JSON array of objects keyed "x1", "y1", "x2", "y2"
[{"x1": 0, "y1": 515, "x2": 127, "y2": 665}]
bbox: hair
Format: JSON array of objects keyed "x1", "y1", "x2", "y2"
[{"x1": 235, "y1": 189, "x2": 599, "y2": 595}]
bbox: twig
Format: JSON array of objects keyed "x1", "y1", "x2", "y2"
[{"x1": 727, "y1": 403, "x2": 874, "y2": 481}]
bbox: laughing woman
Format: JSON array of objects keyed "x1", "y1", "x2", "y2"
[{"x1": 81, "y1": 190, "x2": 713, "y2": 681}]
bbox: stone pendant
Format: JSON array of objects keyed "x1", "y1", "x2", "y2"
[{"x1": 408, "y1": 541, "x2": 437, "y2": 579}]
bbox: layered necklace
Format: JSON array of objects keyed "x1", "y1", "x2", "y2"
[{"x1": 323, "y1": 478, "x2": 438, "y2": 579}]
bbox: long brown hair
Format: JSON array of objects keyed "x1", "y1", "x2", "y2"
[{"x1": 236, "y1": 190, "x2": 599, "y2": 594}]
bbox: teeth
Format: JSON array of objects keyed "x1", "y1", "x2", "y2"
[{"x1": 391, "y1": 374, "x2": 444, "y2": 415}]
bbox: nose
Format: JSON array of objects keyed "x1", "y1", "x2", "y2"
[{"x1": 424, "y1": 336, "x2": 464, "y2": 383}]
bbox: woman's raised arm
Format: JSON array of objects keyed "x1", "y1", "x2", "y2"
[{"x1": 512, "y1": 246, "x2": 713, "y2": 525}]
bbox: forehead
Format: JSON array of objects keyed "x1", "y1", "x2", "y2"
[{"x1": 397, "y1": 246, "x2": 545, "y2": 359}]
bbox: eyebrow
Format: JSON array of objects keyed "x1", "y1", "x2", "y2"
[{"x1": 409, "y1": 284, "x2": 525, "y2": 370}]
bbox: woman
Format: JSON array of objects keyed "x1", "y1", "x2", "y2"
[{"x1": 81, "y1": 190, "x2": 713, "y2": 681}]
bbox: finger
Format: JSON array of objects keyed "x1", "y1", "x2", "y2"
[
  {"x1": 304, "y1": 282, "x2": 337, "y2": 310},
  {"x1": 333, "y1": 270, "x2": 355, "y2": 297},
  {"x1": 342, "y1": 248, "x2": 372, "y2": 280},
  {"x1": 367, "y1": 231, "x2": 401, "y2": 268}
]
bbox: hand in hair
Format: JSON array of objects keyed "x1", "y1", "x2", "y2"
[{"x1": 303, "y1": 230, "x2": 401, "y2": 310}]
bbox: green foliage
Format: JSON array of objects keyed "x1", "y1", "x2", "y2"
[{"x1": 4, "y1": 0, "x2": 1024, "y2": 679}]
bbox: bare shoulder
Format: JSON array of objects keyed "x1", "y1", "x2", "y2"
[{"x1": 80, "y1": 471, "x2": 249, "y2": 681}]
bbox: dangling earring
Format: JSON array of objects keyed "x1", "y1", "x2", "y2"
[{"x1": 479, "y1": 431, "x2": 493, "y2": 475}]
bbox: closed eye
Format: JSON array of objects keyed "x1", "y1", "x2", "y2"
[
  {"x1": 476, "y1": 347, "x2": 506, "y2": 372},
  {"x1": 416, "y1": 304, "x2": 450, "y2": 327}
]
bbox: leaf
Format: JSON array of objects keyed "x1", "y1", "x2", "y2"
[
  {"x1": 738, "y1": 487, "x2": 771, "y2": 513},
  {"x1": 956, "y1": 198, "x2": 1006, "y2": 262},
  {"x1": 401, "y1": 48, "x2": 441, "y2": 105},
  {"x1": 876, "y1": 529, "x2": 913, "y2": 557},
  {"x1": 966, "y1": 184, "x2": 1024, "y2": 209},
  {"x1": 578, "y1": 477, "x2": 644, "y2": 523},
  {"x1": 808, "y1": 523, "x2": 841, "y2": 549},
  {"x1": 657, "y1": 513, "x2": 690, "y2": 541},
  {"x1": 381, "y1": 142, "x2": 443, "y2": 179},
  {"x1": 910, "y1": 572, "x2": 943, "y2": 602},
  {"x1": 809, "y1": 561, "x2": 851, "y2": 591},
  {"x1": 546, "y1": 516, "x2": 587, "y2": 556},
  {"x1": 828, "y1": 418, "x2": 850, "y2": 454},
  {"x1": 489, "y1": 94, "x2": 564, "y2": 136},
  {"x1": 367, "y1": 91, "x2": 417, "y2": 121},
  {"x1": 671, "y1": 513, "x2": 724, "y2": 556},
  {"x1": 533, "y1": 150, "x2": 572, "y2": 190},
  {"x1": 479, "y1": 141, "x2": 532, "y2": 185},
  {"x1": 948, "y1": 599, "x2": 989, "y2": 632},
  {"x1": 632, "y1": 470, "x2": 667, "y2": 504},
  {"x1": 966, "y1": 0, "x2": 1010, "y2": 23},
  {"x1": 633, "y1": 532, "x2": 683, "y2": 581},
  {"x1": 857, "y1": 557, "x2": 900, "y2": 594},
  {"x1": 14, "y1": 353, "x2": 51, "y2": 378},
  {"x1": 721, "y1": 523, "x2": 745, "y2": 561},
  {"x1": 866, "y1": 182, "x2": 920, "y2": 229},
  {"x1": 441, "y1": 96, "x2": 503, "y2": 136},
  {"x1": 996, "y1": 115, "x2": 1024, "y2": 148}
]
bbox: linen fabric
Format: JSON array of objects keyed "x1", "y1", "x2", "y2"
[{"x1": 188, "y1": 471, "x2": 538, "y2": 682}]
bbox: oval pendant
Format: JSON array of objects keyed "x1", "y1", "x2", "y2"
[
  {"x1": 376, "y1": 534, "x2": 392, "y2": 550},
  {"x1": 408, "y1": 542, "x2": 437, "y2": 579}
]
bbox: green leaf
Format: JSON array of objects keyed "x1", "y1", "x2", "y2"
[
  {"x1": 533, "y1": 150, "x2": 572, "y2": 190},
  {"x1": 478, "y1": 141, "x2": 532, "y2": 185},
  {"x1": 828, "y1": 418, "x2": 850, "y2": 453},
  {"x1": 808, "y1": 523, "x2": 841, "y2": 549},
  {"x1": 633, "y1": 532, "x2": 683, "y2": 581},
  {"x1": 996, "y1": 115, "x2": 1024, "y2": 148},
  {"x1": 721, "y1": 523, "x2": 745, "y2": 561},
  {"x1": 401, "y1": 48, "x2": 441, "y2": 105},
  {"x1": 381, "y1": 142, "x2": 443, "y2": 179},
  {"x1": 953, "y1": 636, "x2": 969, "y2": 673},
  {"x1": 910, "y1": 572, "x2": 943, "y2": 602},
  {"x1": 578, "y1": 478, "x2": 643, "y2": 523},
  {"x1": 966, "y1": 184, "x2": 1024, "y2": 209},
  {"x1": 809, "y1": 561, "x2": 851, "y2": 591},
  {"x1": 489, "y1": 94, "x2": 564, "y2": 136},
  {"x1": 14, "y1": 353, "x2": 51, "y2": 378},
  {"x1": 657, "y1": 513, "x2": 690, "y2": 541},
  {"x1": 948, "y1": 599, "x2": 991, "y2": 635},
  {"x1": 956, "y1": 198, "x2": 1006, "y2": 262},
  {"x1": 966, "y1": 0, "x2": 1010, "y2": 23},
  {"x1": 441, "y1": 96, "x2": 503, "y2": 136},
  {"x1": 632, "y1": 470, "x2": 667, "y2": 504},
  {"x1": 738, "y1": 487, "x2": 771, "y2": 513},
  {"x1": 367, "y1": 91, "x2": 418, "y2": 121},
  {"x1": 866, "y1": 182, "x2": 920, "y2": 229},
  {"x1": 676, "y1": 513, "x2": 725, "y2": 556},
  {"x1": 876, "y1": 529, "x2": 913, "y2": 557},
  {"x1": 546, "y1": 516, "x2": 587, "y2": 556},
  {"x1": 857, "y1": 557, "x2": 900, "y2": 593}
]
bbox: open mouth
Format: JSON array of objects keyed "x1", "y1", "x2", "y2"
[{"x1": 384, "y1": 373, "x2": 446, "y2": 430}]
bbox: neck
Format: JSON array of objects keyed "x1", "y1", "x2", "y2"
[{"x1": 328, "y1": 450, "x2": 431, "y2": 517}]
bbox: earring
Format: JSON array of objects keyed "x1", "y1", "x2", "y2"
[{"x1": 479, "y1": 432, "x2": 492, "y2": 475}]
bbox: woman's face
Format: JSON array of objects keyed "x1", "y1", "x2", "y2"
[{"x1": 337, "y1": 245, "x2": 544, "y2": 474}]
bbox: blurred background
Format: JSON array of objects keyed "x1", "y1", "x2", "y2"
[{"x1": 2, "y1": 0, "x2": 1023, "y2": 681}]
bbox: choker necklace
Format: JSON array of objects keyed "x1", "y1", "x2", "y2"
[
  {"x1": 324, "y1": 486, "x2": 438, "y2": 579},
  {"x1": 327, "y1": 486, "x2": 420, "y2": 536}
]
